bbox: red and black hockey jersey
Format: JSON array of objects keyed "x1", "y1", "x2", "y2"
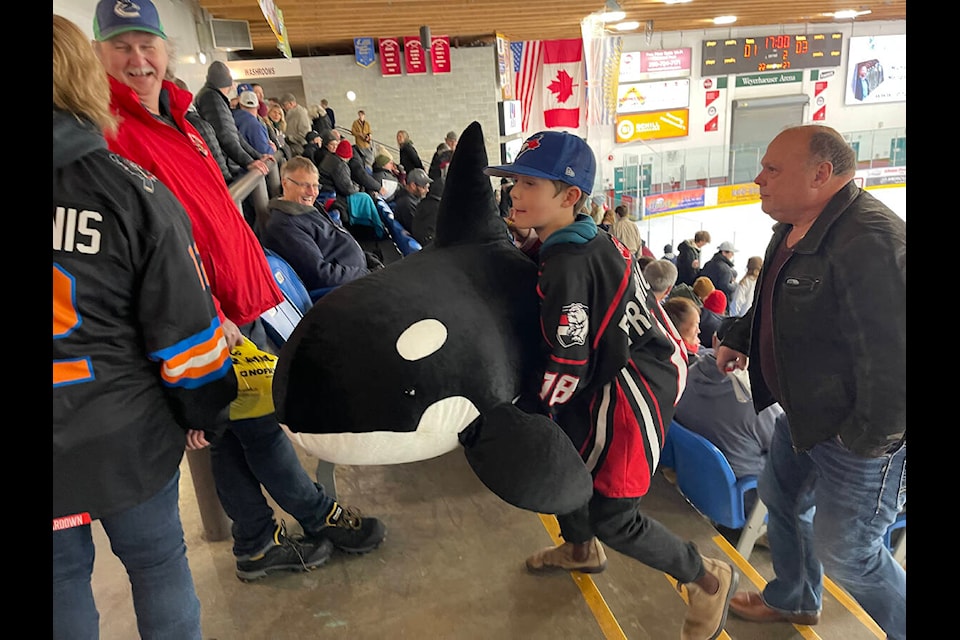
[{"x1": 536, "y1": 224, "x2": 688, "y2": 498}]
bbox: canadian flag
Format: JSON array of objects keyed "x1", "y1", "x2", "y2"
[{"x1": 541, "y1": 38, "x2": 583, "y2": 129}]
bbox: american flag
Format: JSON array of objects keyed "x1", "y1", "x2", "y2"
[
  {"x1": 511, "y1": 40, "x2": 542, "y2": 132},
  {"x1": 600, "y1": 36, "x2": 622, "y2": 126}
]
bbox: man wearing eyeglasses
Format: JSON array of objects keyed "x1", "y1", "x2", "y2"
[{"x1": 262, "y1": 156, "x2": 384, "y2": 292}]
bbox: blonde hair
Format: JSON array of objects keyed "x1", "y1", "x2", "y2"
[
  {"x1": 267, "y1": 104, "x2": 287, "y2": 132},
  {"x1": 53, "y1": 14, "x2": 117, "y2": 135}
]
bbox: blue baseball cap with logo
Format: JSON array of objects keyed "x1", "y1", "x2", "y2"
[
  {"x1": 484, "y1": 131, "x2": 596, "y2": 195},
  {"x1": 236, "y1": 83, "x2": 254, "y2": 94},
  {"x1": 94, "y1": 0, "x2": 167, "y2": 41}
]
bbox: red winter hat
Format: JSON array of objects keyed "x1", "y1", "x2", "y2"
[
  {"x1": 703, "y1": 290, "x2": 727, "y2": 314},
  {"x1": 336, "y1": 139, "x2": 354, "y2": 159}
]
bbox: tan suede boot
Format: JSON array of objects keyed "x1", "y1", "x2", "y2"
[
  {"x1": 680, "y1": 556, "x2": 738, "y2": 640},
  {"x1": 525, "y1": 538, "x2": 607, "y2": 574}
]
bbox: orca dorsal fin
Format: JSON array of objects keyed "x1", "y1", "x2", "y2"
[{"x1": 434, "y1": 121, "x2": 506, "y2": 247}]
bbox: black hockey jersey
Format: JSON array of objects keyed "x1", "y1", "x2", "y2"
[{"x1": 53, "y1": 111, "x2": 237, "y2": 523}]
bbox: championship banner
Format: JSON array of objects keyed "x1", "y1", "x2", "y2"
[
  {"x1": 404, "y1": 36, "x2": 427, "y2": 74},
  {"x1": 379, "y1": 37, "x2": 402, "y2": 76},
  {"x1": 354, "y1": 37, "x2": 375, "y2": 68},
  {"x1": 431, "y1": 36, "x2": 451, "y2": 73}
]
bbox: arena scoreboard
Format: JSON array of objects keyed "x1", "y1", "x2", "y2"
[{"x1": 701, "y1": 33, "x2": 843, "y2": 75}]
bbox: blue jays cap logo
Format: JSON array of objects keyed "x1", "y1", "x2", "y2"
[{"x1": 516, "y1": 134, "x2": 543, "y2": 159}]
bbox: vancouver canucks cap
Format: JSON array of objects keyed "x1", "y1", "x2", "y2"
[
  {"x1": 94, "y1": 0, "x2": 167, "y2": 41},
  {"x1": 484, "y1": 131, "x2": 596, "y2": 195}
]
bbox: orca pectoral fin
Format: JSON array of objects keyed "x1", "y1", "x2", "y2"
[{"x1": 459, "y1": 403, "x2": 593, "y2": 514}]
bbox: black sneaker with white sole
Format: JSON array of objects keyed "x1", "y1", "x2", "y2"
[{"x1": 236, "y1": 522, "x2": 334, "y2": 582}]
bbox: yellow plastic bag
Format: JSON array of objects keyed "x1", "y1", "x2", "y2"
[{"x1": 229, "y1": 337, "x2": 277, "y2": 420}]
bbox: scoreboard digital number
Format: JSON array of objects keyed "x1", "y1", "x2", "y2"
[{"x1": 701, "y1": 33, "x2": 843, "y2": 76}]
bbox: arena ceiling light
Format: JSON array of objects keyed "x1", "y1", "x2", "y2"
[{"x1": 827, "y1": 9, "x2": 872, "y2": 18}]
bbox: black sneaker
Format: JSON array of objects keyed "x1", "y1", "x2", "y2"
[
  {"x1": 308, "y1": 502, "x2": 386, "y2": 554},
  {"x1": 236, "y1": 522, "x2": 334, "y2": 582}
]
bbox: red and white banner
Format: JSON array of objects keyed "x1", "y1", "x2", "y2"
[
  {"x1": 431, "y1": 36, "x2": 451, "y2": 73},
  {"x1": 404, "y1": 36, "x2": 427, "y2": 74},
  {"x1": 379, "y1": 37, "x2": 401, "y2": 76},
  {"x1": 812, "y1": 80, "x2": 828, "y2": 121},
  {"x1": 541, "y1": 38, "x2": 584, "y2": 129}
]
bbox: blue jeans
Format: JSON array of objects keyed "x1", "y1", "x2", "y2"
[
  {"x1": 759, "y1": 413, "x2": 906, "y2": 639},
  {"x1": 211, "y1": 319, "x2": 336, "y2": 557},
  {"x1": 52, "y1": 471, "x2": 201, "y2": 640}
]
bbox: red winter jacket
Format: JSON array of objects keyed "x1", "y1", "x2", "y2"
[{"x1": 104, "y1": 75, "x2": 282, "y2": 326}]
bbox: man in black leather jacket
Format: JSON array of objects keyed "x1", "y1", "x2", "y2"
[{"x1": 718, "y1": 125, "x2": 905, "y2": 640}]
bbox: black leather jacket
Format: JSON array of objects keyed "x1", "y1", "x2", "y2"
[{"x1": 721, "y1": 181, "x2": 906, "y2": 457}]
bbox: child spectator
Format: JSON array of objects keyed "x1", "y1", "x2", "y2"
[{"x1": 484, "y1": 131, "x2": 738, "y2": 640}]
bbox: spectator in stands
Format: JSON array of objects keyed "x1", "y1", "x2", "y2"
[
  {"x1": 321, "y1": 98, "x2": 335, "y2": 129},
  {"x1": 265, "y1": 102, "x2": 292, "y2": 163},
  {"x1": 676, "y1": 230, "x2": 711, "y2": 286},
  {"x1": 411, "y1": 175, "x2": 445, "y2": 247},
  {"x1": 242, "y1": 82, "x2": 269, "y2": 118},
  {"x1": 662, "y1": 243, "x2": 678, "y2": 264},
  {"x1": 349, "y1": 141, "x2": 388, "y2": 198},
  {"x1": 193, "y1": 61, "x2": 271, "y2": 182},
  {"x1": 302, "y1": 130, "x2": 323, "y2": 169},
  {"x1": 698, "y1": 290, "x2": 727, "y2": 351},
  {"x1": 319, "y1": 139, "x2": 385, "y2": 235},
  {"x1": 729, "y1": 256, "x2": 762, "y2": 317},
  {"x1": 611, "y1": 204, "x2": 641, "y2": 256},
  {"x1": 280, "y1": 92, "x2": 311, "y2": 157},
  {"x1": 397, "y1": 129, "x2": 424, "y2": 172},
  {"x1": 234, "y1": 90, "x2": 275, "y2": 158},
  {"x1": 53, "y1": 15, "x2": 237, "y2": 638},
  {"x1": 639, "y1": 238, "x2": 656, "y2": 259},
  {"x1": 692, "y1": 276, "x2": 715, "y2": 305},
  {"x1": 718, "y1": 125, "x2": 905, "y2": 638},
  {"x1": 372, "y1": 153, "x2": 402, "y2": 201},
  {"x1": 662, "y1": 296, "x2": 701, "y2": 357},
  {"x1": 428, "y1": 130, "x2": 458, "y2": 180},
  {"x1": 350, "y1": 109, "x2": 373, "y2": 163},
  {"x1": 393, "y1": 167, "x2": 433, "y2": 233},
  {"x1": 600, "y1": 207, "x2": 616, "y2": 231},
  {"x1": 636, "y1": 254, "x2": 656, "y2": 272},
  {"x1": 699, "y1": 241, "x2": 738, "y2": 310},
  {"x1": 675, "y1": 317, "x2": 782, "y2": 523},
  {"x1": 311, "y1": 129, "x2": 340, "y2": 170},
  {"x1": 310, "y1": 103, "x2": 333, "y2": 137},
  {"x1": 170, "y1": 75, "x2": 232, "y2": 186},
  {"x1": 643, "y1": 259, "x2": 678, "y2": 303},
  {"x1": 262, "y1": 157, "x2": 381, "y2": 291},
  {"x1": 92, "y1": 0, "x2": 385, "y2": 581}
]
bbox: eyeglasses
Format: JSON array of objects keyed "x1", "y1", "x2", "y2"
[{"x1": 284, "y1": 176, "x2": 320, "y2": 191}]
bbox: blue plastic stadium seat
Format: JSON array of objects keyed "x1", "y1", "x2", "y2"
[
  {"x1": 264, "y1": 249, "x2": 313, "y2": 315},
  {"x1": 662, "y1": 420, "x2": 757, "y2": 531}
]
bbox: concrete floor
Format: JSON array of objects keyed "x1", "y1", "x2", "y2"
[{"x1": 90, "y1": 442, "x2": 896, "y2": 639}]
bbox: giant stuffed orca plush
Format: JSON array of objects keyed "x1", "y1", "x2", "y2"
[{"x1": 273, "y1": 121, "x2": 592, "y2": 514}]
